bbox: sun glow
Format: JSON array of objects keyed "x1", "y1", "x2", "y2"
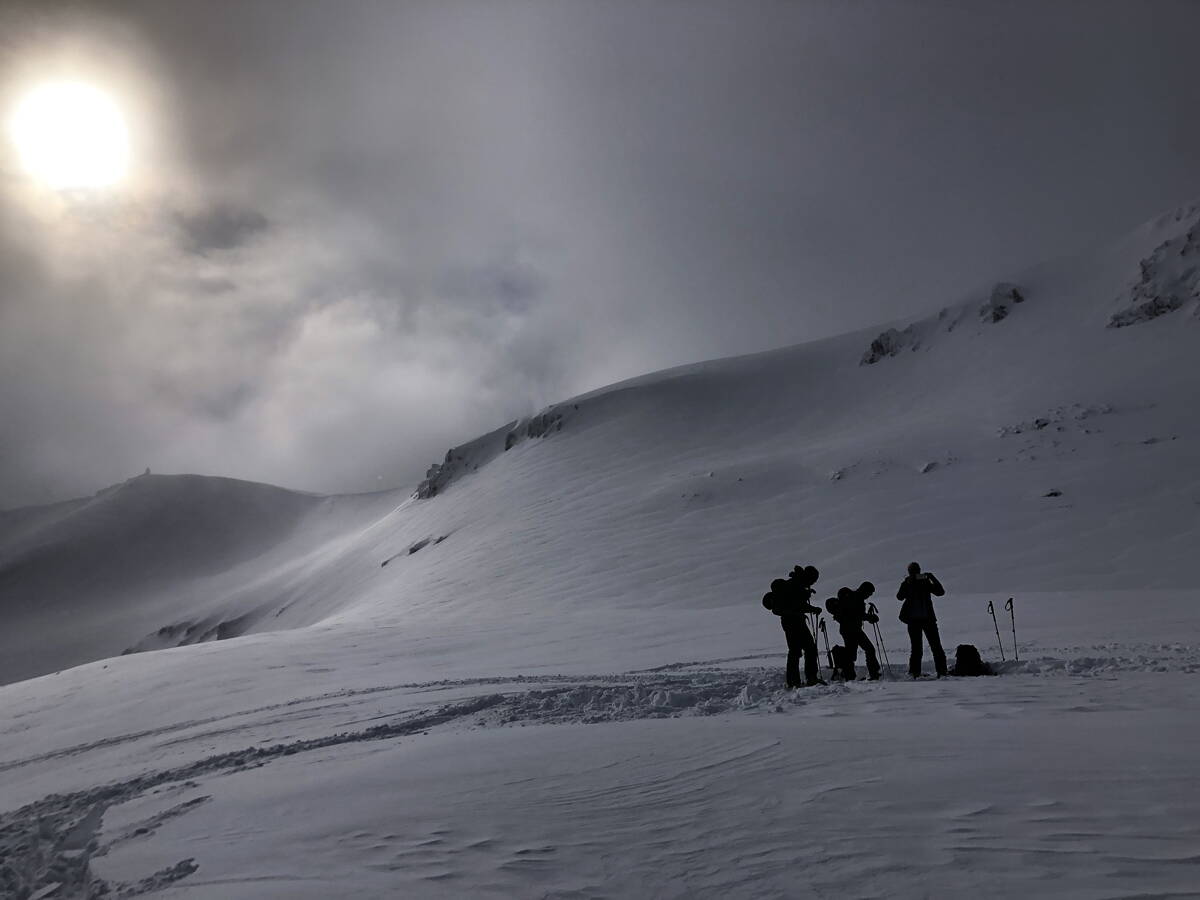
[{"x1": 8, "y1": 81, "x2": 130, "y2": 190}]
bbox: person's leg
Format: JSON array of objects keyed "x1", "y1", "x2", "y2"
[
  {"x1": 783, "y1": 623, "x2": 800, "y2": 688},
  {"x1": 859, "y1": 630, "x2": 881, "y2": 679},
  {"x1": 907, "y1": 623, "x2": 924, "y2": 677},
  {"x1": 802, "y1": 626, "x2": 821, "y2": 685},
  {"x1": 839, "y1": 624, "x2": 859, "y2": 680},
  {"x1": 925, "y1": 621, "x2": 948, "y2": 677}
]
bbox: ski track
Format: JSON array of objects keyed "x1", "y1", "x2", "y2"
[
  {"x1": 4, "y1": 640, "x2": 1195, "y2": 776},
  {"x1": 1, "y1": 647, "x2": 1197, "y2": 899}
]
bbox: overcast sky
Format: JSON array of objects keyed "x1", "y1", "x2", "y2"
[{"x1": 1, "y1": 0, "x2": 1198, "y2": 507}]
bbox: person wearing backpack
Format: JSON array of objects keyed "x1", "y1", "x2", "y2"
[
  {"x1": 896, "y1": 561, "x2": 947, "y2": 678},
  {"x1": 763, "y1": 565, "x2": 826, "y2": 688},
  {"x1": 827, "y1": 582, "x2": 881, "y2": 681}
]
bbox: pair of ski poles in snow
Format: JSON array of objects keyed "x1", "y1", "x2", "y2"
[
  {"x1": 867, "y1": 603, "x2": 892, "y2": 676},
  {"x1": 811, "y1": 613, "x2": 839, "y2": 678},
  {"x1": 987, "y1": 597, "x2": 1019, "y2": 661}
]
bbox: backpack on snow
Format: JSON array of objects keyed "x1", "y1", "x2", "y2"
[
  {"x1": 950, "y1": 644, "x2": 993, "y2": 677},
  {"x1": 830, "y1": 644, "x2": 850, "y2": 673}
]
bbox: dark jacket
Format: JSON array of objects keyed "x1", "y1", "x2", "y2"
[{"x1": 897, "y1": 573, "x2": 945, "y2": 624}]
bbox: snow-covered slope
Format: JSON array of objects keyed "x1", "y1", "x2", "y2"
[
  {"x1": 0, "y1": 474, "x2": 406, "y2": 684},
  {"x1": 0, "y1": 202, "x2": 1198, "y2": 898},
  {"x1": 4, "y1": 201, "x2": 1197, "y2": 684}
]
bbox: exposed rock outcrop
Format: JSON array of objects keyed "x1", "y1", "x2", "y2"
[
  {"x1": 1109, "y1": 220, "x2": 1199, "y2": 328},
  {"x1": 417, "y1": 405, "x2": 570, "y2": 499},
  {"x1": 860, "y1": 325, "x2": 920, "y2": 365},
  {"x1": 979, "y1": 282, "x2": 1026, "y2": 323}
]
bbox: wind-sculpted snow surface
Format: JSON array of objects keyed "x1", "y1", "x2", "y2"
[{"x1": 1, "y1": 592, "x2": 1198, "y2": 898}]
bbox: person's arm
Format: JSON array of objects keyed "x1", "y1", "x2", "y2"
[
  {"x1": 928, "y1": 574, "x2": 945, "y2": 596},
  {"x1": 802, "y1": 587, "x2": 822, "y2": 615},
  {"x1": 896, "y1": 580, "x2": 908, "y2": 601}
]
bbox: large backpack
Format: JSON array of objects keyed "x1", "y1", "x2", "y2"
[
  {"x1": 762, "y1": 578, "x2": 789, "y2": 615},
  {"x1": 950, "y1": 644, "x2": 993, "y2": 676},
  {"x1": 830, "y1": 644, "x2": 850, "y2": 673}
]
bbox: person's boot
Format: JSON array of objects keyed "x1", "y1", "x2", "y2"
[
  {"x1": 867, "y1": 670, "x2": 881, "y2": 681},
  {"x1": 805, "y1": 677, "x2": 827, "y2": 687}
]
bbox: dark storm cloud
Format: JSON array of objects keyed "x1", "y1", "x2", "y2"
[
  {"x1": 1, "y1": 0, "x2": 1199, "y2": 506},
  {"x1": 174, "y1": 204, "x2": 269, "y2": 255}
]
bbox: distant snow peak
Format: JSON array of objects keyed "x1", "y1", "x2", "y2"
[{"x1": 1109, "y1": 220, "x2": 1200, "y2": 328}]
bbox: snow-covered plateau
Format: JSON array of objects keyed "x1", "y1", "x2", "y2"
[{"x1": 1, "y1": 202, "x2": 1198, "y2": 898}]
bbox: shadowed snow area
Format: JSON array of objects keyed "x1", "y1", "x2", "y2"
[{"x1": 1, "y1": 203, "x2": 1199, "y2": 897}]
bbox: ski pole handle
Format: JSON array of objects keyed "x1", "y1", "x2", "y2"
[{"x1": 1004, "y1": 597, "x2": 1013, "y2": 612}]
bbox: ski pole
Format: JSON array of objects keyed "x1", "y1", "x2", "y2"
[
  {"x1": 872, "y1": 621, "x2": 890, "y2": 678},
  {"x1": 868, "y1": 602, "x2": 892, "y2": 678},
  {"x1": 818, "y1": 617, "x2": 837, "y2": 677},
  {"x1": 1005, "y1": 597, "x2": 1018, "y2": 661},
  {"x1": 987, "y1": 600, "x2": 1006, "y2": 661}
]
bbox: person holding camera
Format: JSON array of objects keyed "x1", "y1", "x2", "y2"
[
  {"x1": 896, "y1": 561, "x2": 947, "y2": 678},
  {"x1": 763, "y1": 565, "x2": 826, "y2": 688}
]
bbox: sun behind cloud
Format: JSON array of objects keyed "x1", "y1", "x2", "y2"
[{"x1": 8, "y1": 81, "x2": 130, "y2": 190}]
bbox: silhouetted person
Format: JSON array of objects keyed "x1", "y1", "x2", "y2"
[
  {"x1": 764, "y1": 565, "x2": 825, "y2": 688},
  {"x1": 897, "y1": 561, "x2": 947, "y2": 678},
  {"x1": 830, "y1": 582, "x2": 880, "y2": 680}
]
